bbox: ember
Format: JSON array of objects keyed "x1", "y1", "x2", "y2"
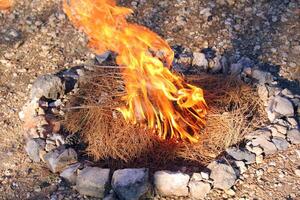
[
  {"x1": 63, "y1": 0, "x2": 208, "y2": 143},
  {"x1": 0, "y1": 0, "x2": 12, "y2": 10}
]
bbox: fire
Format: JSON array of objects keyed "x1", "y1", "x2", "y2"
[
  {"x1": 0, "y1": 0, "x2": 13, "y2": 10},
  {"x1": 63, "y1": 0, "x2": 208, "y2": 143}
]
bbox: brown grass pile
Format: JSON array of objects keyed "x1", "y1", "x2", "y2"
[{"x1": 63, "y1": 67, "x2": 267, "y2": 169}]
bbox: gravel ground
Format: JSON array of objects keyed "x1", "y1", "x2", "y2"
[{"x1": 0, "y1": 0, "x2": 299, "y2": 199}]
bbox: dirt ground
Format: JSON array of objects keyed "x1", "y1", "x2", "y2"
[{"x1": 0, "y1": 0, "x2": 299, "y2": 199}]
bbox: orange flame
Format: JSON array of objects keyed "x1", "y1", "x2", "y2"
[
  {"x1": 0, "y1": 0, "x2": 13, "y2": 10},
  {"x1": 63, "y1": 0, "x2": 208, "y2": 143}
]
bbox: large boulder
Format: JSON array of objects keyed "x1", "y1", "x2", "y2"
[
  {"x1": 154, "y1": 171, "x2": 190, "y2": 197},
  {"x1": 112, "y1": 168, "x2": 149, "y2": 200},
  {"x1": 76, "y1": 167, "x2": 110, "y2": 198}
]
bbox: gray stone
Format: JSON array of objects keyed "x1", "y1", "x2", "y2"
[
  {"x1": 199, "y1": 7, "x2": 212, "y2": 20},
  {"x1": 287, "y1": 129, "x2": 300, "y2": 144},
  {"x1": 3, "y1": 28, "x2": 21, "y2": 41},
  {"x1": 76, "y1": 167, "x2": 110, "y2": 198},
  {"x1": 112, "y1": 168, "x2": 149, "y2": 200},
  {"x1": 44, "y1": 147, "x2": 77, "y2": 173},
  {"x1": 103, "y1": 192, "x2": 118, "y2": 200},
  {"x1": 60, "y1": 163, "x2": 82, "y2": 185},
  {"x1": 230, "y1": 63, "x2": 243, "y2": 75},
  {"x1": 226, "y1": 147, "x2": 256, "y2": 164},
  {"x1": 272, "y1": 137, "x2": 289, "y2": 151},
  {"x1": 238, "y1": 57, "x2": 254, "y2": 68},
  {"x1": 257, "y1": 84, "x2": 269, "y2": 103},
  {"x1": 272, "y1": 96, "x2": 294, "y2": 116},
  {"x1": 281, "y1": 88, "x2": 294, "y2": 98},
  {"x1": 25, "y1": 139, "x2": 46, "y2": 162},
  {"x1": 251, "y1": 135, "x2": 278, "y2": 155},
  {"x1": 251, "y1": 69, "x2": 273, "y2": 84},
  {"x1": 192, "y1": 52, "x2": 208, "y2": 69},
  {"x1": 154, "y1": 171, "x2": 189, "y2": 197},
  {"x1": 208, "y1": 162, "x2": 237, "y2": 190},
  {"x1": 30, "y1": 74, "x2": 65, "y2": 100},
  {"x1": 220, "y1": 56, "x2": 229, "y2": 74},
  {"x1": 245, "y1": 129, "x2": 271, "y2": 140},
  {"x1": 188, "y1": 178, "x2": 211, "y2": 200}
]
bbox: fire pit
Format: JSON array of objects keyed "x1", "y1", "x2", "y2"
[{"x1": 19, "y1": 0, "x2": 300, "y2": 199}]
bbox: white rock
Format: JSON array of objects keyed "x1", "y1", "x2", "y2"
[
  {"x1": 191, "y1": 173, "x2": 202, "y2": 181},
  {"x1": 256, "y1": 168, "x2": 264, "y2": 177},
  {"x1": 154, "y1": 171, "x2": 190, "y2": 197},
  {"x1": 256, "y1": 155, "x2": 264, "y2": 164},
  {"x1": 188, "y1": 180, "x2": 211, "y2": 199},
  {"x1": 294, "y1": 169, "x2": 300, "y2": 177},
  {"x1": 200, "y1": 171, "x2": 209, "y2": 180},
  {"x1": 235, "y1": 161, "x2": 247, "y2": 174},
  {"x1": 192, "y1": 52, "x2": 208, "y2": 69},
  {"x1": 281, "y1": 88, "x2": 294, "y2": 98},
  {"x1": 251, "y1": 146, "x2": 263, "y2": 156},
  {"x1": 295, "y1": 150, "x2": 300, "y2": 158},
  {"x1": 18, "y1": 111, "x2": 25, "y2": 120}
]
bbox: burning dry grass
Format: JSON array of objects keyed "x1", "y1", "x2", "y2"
[{"x1": 63, "y1": 68, "x2": 267, "y2": 169}]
